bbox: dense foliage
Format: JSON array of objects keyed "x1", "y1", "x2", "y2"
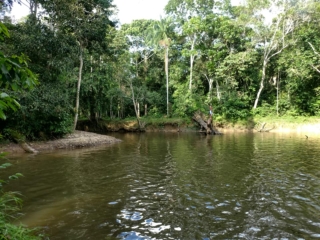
[{"x1": 1, "y1": 0, "x2": 320, "y2": 138}]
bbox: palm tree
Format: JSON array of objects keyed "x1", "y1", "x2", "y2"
[{"x1": 148, "y1": 17, "x2": 173, "y2": 116}]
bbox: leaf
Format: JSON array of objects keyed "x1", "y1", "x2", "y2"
[
  {"x1": 1, "y1": 63, "x2": 9, "y2": 75},
  {"x1": 0, "y1": 92, "x2": 9, "y2": 98},
  {"x1": 0, "y1": 109, "x2": 6, "y2": 120},
  {"x1": 11, "y1": 83, "x2": 18, "y2": 91},
  {"x1": 0, "y1": 163, "x2": 12, "y2": 169}
]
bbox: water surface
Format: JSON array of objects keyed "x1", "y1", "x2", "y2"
[{"x1": 2, "y1": 132, "x2": 320, "y2": 239}]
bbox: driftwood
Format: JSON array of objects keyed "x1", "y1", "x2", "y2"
[
  {"x1": 257, "y1": 122, "x2": 275, "y2": 132},
  {"x1": 19, "y1": 142, "x2": 38, "y2": 154},
  {"x1": 193, "y1": 111, "x2": 222, "y2": 135},
  {"x1": 10, "y1": 133, "x2": 38, "y2": 154}
]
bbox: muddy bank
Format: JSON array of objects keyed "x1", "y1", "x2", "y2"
[
  {"x1": 76, "y1": 119, "x2": 196, "y2": 133},
  {"x1": 77, "y1": 118, "x2": 320, "y2": 134},
  {"x1": 0, "y1": 131, "x2": 121, "y2": 154},
  {"x1": 219, "y1": 122, "x2": 320, "y2": 133}
]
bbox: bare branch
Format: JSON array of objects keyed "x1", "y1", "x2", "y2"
[
  {"x1": 268, "y1": 44, "x2": 288, "y2": 60},
  {"x1": 310, "y1": 64, "x2": 320, "y2": 74},
  {"x1": 308, "y1": 42, "x2": 320, "y2": 57}
]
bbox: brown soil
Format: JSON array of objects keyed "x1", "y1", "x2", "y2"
[{"x1": 0, "y1": 131, "x2": 121, "y2": 154}]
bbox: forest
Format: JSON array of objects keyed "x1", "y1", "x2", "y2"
[{"x1": 1, "y1": 0, "x2": 320, "y2": 139}]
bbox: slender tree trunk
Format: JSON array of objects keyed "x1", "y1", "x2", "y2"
[
  {"x1": 129, "y1": 81, "x2": 142, "y2": 129},
  {"x1": 145, "y1": 104, "x2": 147, "y2": 116},
  {"x1": 253, "y1": 60, "x2": 267, "y2": 109},
  {"x1": 276, "y1": 81, "x2": 279, "y2": 116},
  {"x1": 204, "y1": 74, "x2": 214, "y2": 102},
  {"x1": 73, "y1": 46, "x2": 83, "y2": 131},
  {"x1": 189, "y1": 37, "x2": 196, "y2": 91},
  {"x1": 165, "y1": 47, "x2": 169, "y2": 116},
  {"x1": 189, "y1": 55, "x2": 195, "y2": 90},
  {"x1": 215, "y1": 80, "x2": 221, "y2": 101},
  {"x1": 276, "y1": 72, "x2": 280, "y2": 116}
]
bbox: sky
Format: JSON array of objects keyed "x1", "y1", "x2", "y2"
[
  {"x1": 113, "y1": 0, "x2": 168, "y2": 24},
  {"x1": 9, "y1": 0, "x2": 169, "y2": 24}
]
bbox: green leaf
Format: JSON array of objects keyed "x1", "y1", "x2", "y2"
[
  {"x1": 0, "y1": 92, "x2": 9, "y2": 98},
  {"x1": 0, "y1": 109, "x2": 6, "y2": 120},
  {"x1": 0, "y1": 163, "x2": 12, "y2": 169}
]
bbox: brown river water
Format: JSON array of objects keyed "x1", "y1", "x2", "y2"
[{"x1": 2, "y1": 132, "x2": 320, "y2": 239}]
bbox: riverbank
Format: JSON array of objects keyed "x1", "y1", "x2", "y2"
[
  {"x1": 76, "y1": 116, "x2": 320, "y2": 134},
  {"x1": 2, "y1": 116, "x2": 319, "y2": 154},
  {"x1": 220, "y1": 116, "x2": 320, "y2": 133},
  {"x1": 0, "y1": 131, "x2": 121, "y2": 154}
]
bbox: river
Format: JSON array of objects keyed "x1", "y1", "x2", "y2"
[{"x1": 2, "y1": 132, "x2": 320, "y2": 239}]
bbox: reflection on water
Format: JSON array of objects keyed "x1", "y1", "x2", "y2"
[{"x1": 2, "y1": 132, "x2": 320, "y2": 239}]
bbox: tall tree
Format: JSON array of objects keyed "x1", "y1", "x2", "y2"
[
  {"x1": 182, "y1": 16, "x2": 203, "y2": 91},
  {"x1": 147, "y1": 16, "x2": 174, "y2": 116}
]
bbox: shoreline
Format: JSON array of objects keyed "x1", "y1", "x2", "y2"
[
  {"x1": 1, "y1": 122, "x2": 320, "y2": 154},
  {"x1": 0, "y1": 131, "x2": 121, "y2": 154},
  {"x1": 219, "y1": 122, "x2": 320, "y2": 133}
]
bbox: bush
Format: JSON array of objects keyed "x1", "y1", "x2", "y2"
[
  {"x1": 2, "y1": 82, "x2": 73, "y2": 140},
  {"x1": 252, "y1": 102, "x2": 275, "y2": 117},
  {"x1": 172, "y1": 84, "x2": 207, "y2": 117},
  {"x1": 217, "y1": 94, "x2": 252, "y2": 122}
]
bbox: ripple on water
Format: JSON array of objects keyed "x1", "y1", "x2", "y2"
[
  {"x1": 119, "y1": 210, "x2": 144, "y2": 221},
  {"x1": 148, "y1": 225, "x2": 170, "y2": 234},
  {"x1": 217, "y1": 202, "x2": 229, "y2": 207},
  {"x1": 130, "y1": 212, "x2": 143, "y2": 221},
  {"x1": 117, "y1": 231, "x2": 151, "y2": 240},
  {"x1": 206, "y1": 205, "x2": 215, "y2": 210}
]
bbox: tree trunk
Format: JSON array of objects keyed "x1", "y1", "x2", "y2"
[
  {"x1": 73, "y1": 46, "x2": 83, "y2": 131},
  {"x1": 215, "y1": 80, "x2": 221, "y2": 101},
  {"x1": 253, "y1": 60, "x2": 267, "y2": 109},
  {"x1": 129, "y1": 81, "x2": 142, "y2": 129},
  {"x1": 189, "y1": 36, "x2": 196, "y2": 91},
  {"x1": 165, "y1": 47, "x2": 169, "y2": 116},
  {"x1": 204, "y1": 74, "x2": 214, "y2": 102},
  {"x1": 144, "y1": 104, "x2": 147, "y2": 116},
  {"x1": 276, "y1": 73, "x2": 279, "y2": 116},
  {"x1": 192, "y1": 111, "x2": 221, "y2": 135}
]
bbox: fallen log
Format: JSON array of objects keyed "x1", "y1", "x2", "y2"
[
  {"x1": 19, "y1": 142, "x2": 39, "y2": 154},
  {"x1": 257, "y1": 122, "x2": 275, "y2": 132},
  {"x1": 8, "y1": 130, "x2": 39, "y2": 154},
  {"x1": 192, "y1": 111, "x2": 222, "y2": 135}
]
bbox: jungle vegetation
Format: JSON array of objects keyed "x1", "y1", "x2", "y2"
[{"x1": 1, "y1": 0, "x2": 320, "y2": 139}]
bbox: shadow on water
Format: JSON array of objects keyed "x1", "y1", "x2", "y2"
[{"x1": 2, "y1": 132, "x2": 320, "y2": 239}]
